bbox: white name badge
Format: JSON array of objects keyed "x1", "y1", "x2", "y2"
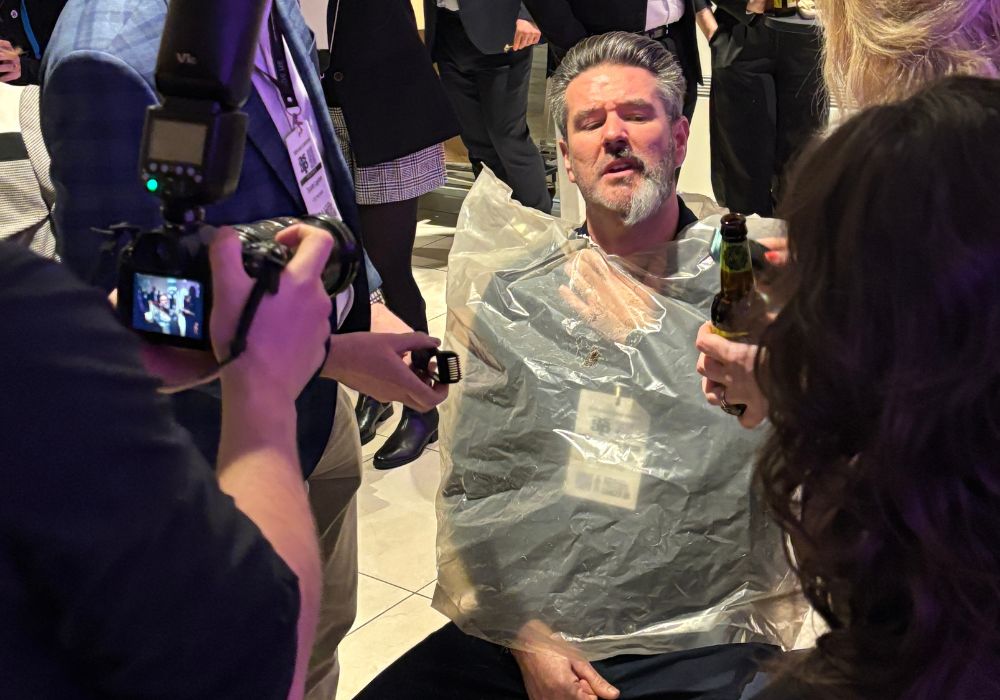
[
  {"x1": 285, "y1": 121, "x2": 338, "y2": 217},
  {"x1": 563, "y1": 388, "x2": 647, "y2": 511}
]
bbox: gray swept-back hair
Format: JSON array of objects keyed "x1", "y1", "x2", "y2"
[{"x1": 548, "y1": 31, "x2": 686, "y2": 138}]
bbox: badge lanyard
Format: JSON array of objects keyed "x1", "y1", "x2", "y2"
[
  {"x1": 259, "y1": 11, "x2": 339, "y2": 218},
  {"x1": 266, "y1": 12, "x2": 302, "y2": 128},
  {"x1": 19, "y1": 1, "x2": 41, "y2": 59}
]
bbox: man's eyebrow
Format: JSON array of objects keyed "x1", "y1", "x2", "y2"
[
  {"x1": 573, "y1": 107, "x2": 605, "y2": 126},
  {"x1": 571, "y1": 99, "x2": 657, "y2": 128},
  {"x1": 617, "y1": 99, "x2": 655, "y2": 109}
]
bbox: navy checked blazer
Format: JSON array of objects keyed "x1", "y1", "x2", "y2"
[{"x1": 40, "y1": 0, "x2": 378, "y2": 474}]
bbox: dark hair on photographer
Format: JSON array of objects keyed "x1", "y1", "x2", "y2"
[{"x1": 755, "y1": 75, "x2": 1000, "y2": 700}]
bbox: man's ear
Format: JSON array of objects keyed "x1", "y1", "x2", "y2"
[
  {"x1": 559, "y1": 139, "x2": 577, "y2": 184},
  {"x1": 673, "y1": 116, "x2": 690, "y2": 171}
]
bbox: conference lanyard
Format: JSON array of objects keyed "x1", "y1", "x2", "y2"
[
  {"x1": 266, "y1": 12, "x2": 300, "y2": 116},
  {"x1": 18, "y1": 1, "x2": 41, "y2": 59}
]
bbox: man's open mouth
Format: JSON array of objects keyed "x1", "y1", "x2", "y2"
[{"x1": 603, "y1": 159, "x2": 642, "y2": 175}]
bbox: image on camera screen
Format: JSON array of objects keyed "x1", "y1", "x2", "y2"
[{"x1": 132, "y1": 273, "x2": 205, "y2": 340}]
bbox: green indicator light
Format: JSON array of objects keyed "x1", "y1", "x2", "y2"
[{"x1": 146, "y1": 178, "x2": 159, "y2": 193}]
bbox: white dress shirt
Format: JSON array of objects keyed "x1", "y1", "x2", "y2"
[
  {"x1": 436, "y1": 0, "x2": 460, "y2": 11},
  {"x1": 251, "y1": 8, "x2": 354, "y2": 326},
  {"x1": 646, "y1": 0, "x2": 686, "y2": 29}
]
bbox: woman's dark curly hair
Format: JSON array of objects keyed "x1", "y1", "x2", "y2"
[{"x1": 757, "y1": 75, "x2": 1000, "y2": 699}]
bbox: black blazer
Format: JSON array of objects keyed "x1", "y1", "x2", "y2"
[
  {"x1": 423, "y1": 0, "x2": 532, "y2": 57},
  {"x1": 321, "y1": 0, "x2": 460, "y2": 167},
  {"x1": 521, "y1": 0, "x2": 702, "y2": 85}
]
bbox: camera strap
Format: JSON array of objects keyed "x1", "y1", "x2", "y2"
[
  {"x1": 217, "y1": 277, "x2": 271, "y2": 368},
  {"x1": 217, "y1": 275, "x2": 333, "y2": 382}
]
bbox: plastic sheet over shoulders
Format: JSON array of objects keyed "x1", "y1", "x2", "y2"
[{"x1": 434, "y1": 170, "x2": 806, "y2": 659}]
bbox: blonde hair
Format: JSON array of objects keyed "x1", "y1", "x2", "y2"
[{"x1": 818, "y1": 0, "x2": 1000, "y2": 107}]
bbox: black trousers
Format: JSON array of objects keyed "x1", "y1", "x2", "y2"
[
  {"x1": 434, "y1": 9, "x2": 552, "y2": 214},
  {"x1": 355, "y1": 622, "x2": 779, "y2": 700},
  {"x1": 709, "y1": 17, "x2": 827, "y2": 216}
]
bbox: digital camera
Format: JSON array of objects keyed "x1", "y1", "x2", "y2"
[{"x1": 107, "y1": 0, "x2": 359, "y2": 351}]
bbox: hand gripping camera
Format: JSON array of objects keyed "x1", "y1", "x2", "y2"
[{"x1": 111, "y1": 0, "x2": 360, "y2": 351}]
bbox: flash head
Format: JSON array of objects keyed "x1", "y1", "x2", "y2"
[{"x1": 139, "y1": 0, "x2": 269, "y2": 221}]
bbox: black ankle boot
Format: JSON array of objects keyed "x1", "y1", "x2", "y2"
[
  {"x1": 373, "y1": 407, "x2": 439, "y2": 470},
  {"x1": 355, "y1": 394, "x2": 394, "y2": 446}
]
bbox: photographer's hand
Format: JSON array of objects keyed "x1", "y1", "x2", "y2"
[
  {"x1": 210, "y1": 224, "x2": 333, "y2": 401},
  {"x1": 321, "y1": 332, "x2": 449, "y2": 413}
]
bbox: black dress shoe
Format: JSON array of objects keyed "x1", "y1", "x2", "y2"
[
  {"x1": 356, "y1": 394, "x2": 393, "y2": 446},
  {"x1": 373, "y1": 407, "x2": 439, "y2": 470}
]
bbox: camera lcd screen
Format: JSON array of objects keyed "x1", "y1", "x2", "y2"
[
  {"x1": 148, "y1": 119, "x2": 207, "y2": 165},
  {"x1": 133, "y1": 273, "x2": 205, "y2": 340}
]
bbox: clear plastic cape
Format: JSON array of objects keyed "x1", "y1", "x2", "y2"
[{"x1": 433, "y1": 169, "x2": 805, "y2": 660}]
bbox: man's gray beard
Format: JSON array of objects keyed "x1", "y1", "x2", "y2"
[
  {"x1": 577, "y1": 149, "x2": 675, "y2": 226},
  {"x1": 622, "y1": 162, "x2": 672, "y2": 226}
]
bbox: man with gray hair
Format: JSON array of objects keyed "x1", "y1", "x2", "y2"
[
  {"x1": 350, "y1": 31, "x2": 791, "y2": 700},
  {"x1": 548, "y1": 31, "x2": 689, "y2": 253}
]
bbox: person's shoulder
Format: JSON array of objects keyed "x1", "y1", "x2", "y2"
[
  {"x1": 44, "y1": 0, "x2": 163, "y2": 83},
  {"x1": 0, "y1": 240, "x2": 67, "y2": 292},
  {"x1": 0, "y1": 241, "x2": 114, "y2": 333}
]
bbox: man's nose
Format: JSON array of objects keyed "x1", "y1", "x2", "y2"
[{"x1": 601, "y1": 114, "x2": 629, "y2": 150}]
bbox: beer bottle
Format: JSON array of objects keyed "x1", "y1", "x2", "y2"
[
  {"x1": 711, "y1": 214, "x2": 765, "y2": 414},
  {"x1": 711, "y1": 213, "x2": 764, "y2": 340},
  {"x1": 766, "y1": 0, "x2": 799, "y2": 16}
]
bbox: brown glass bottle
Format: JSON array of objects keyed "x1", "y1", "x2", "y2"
[
  {"x1": 711, "y1": 213, "x2": 763, "y2": 341},
  {"x1": 766, "y1": 0, "x2": 799, "y2": 16},
  {"x1": 710, "y1": 213, "x2": 764, "y2": 415}
]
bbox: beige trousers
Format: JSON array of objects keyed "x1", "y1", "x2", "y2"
[{"x1": 305, "y1": 387, "x2": 363, "y2": 700}]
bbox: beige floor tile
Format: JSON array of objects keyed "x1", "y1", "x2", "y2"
[
  {"x1": 415, "y1": 220, "x2": 448, "y2": 242},
  {"x1": 338, "y1": 594, "x2": 449, "y2": 699},
  {"x1": 416, "y1": 581, "x2": 437, "y2": 599},
  {"x1": 418, "y1": 235, "x2": 455, "y2": 252},
  {"x1": 427, "y1": 313, "x2": 447, "y2": 343},
  {"x1": 414, "y1": 234, "x2": 446, "y2": 249},
  {"x1": 413, "y1": 233, "x2": 454, "y2": 270},
  {"x1": 350, "y1": 574, "x2": 412, "y2": 635},
  {"x1": 412, "y1": 267, "x2": 449, "y2": 319},
  {"x1": 357, "y1": 448, "x2": 442, "y2": 592},
  {"x1": 416, "y1": 217, "x2": 456, "y2": 240}
]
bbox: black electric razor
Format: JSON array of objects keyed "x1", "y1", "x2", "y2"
[{"x1": 412, "y1": 349, "x2": 462, "y2": 384}]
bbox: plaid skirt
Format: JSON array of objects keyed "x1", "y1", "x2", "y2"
[{"x1": 329, "y1": 107, "x2": 447, "y2": 206}]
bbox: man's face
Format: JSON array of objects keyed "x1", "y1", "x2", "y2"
[{"x1": 561, "y1": 65, "x2": 689, "y2": 225}]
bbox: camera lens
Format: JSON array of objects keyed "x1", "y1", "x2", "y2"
[{"x1": 232, "y1": 216, "x2": 360, "y2": 295}]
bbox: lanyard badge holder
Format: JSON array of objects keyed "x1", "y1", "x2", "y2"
[{"x1": 266, "y1": 14, "x2": 337, "y2": 218}]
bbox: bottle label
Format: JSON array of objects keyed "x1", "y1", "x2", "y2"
[
  {"x1": 722, "y1": 245, "x2": 750, "y2": 273},
  {"x1": 710, "y1": 324, "x2": 750, "y2": 341}
]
